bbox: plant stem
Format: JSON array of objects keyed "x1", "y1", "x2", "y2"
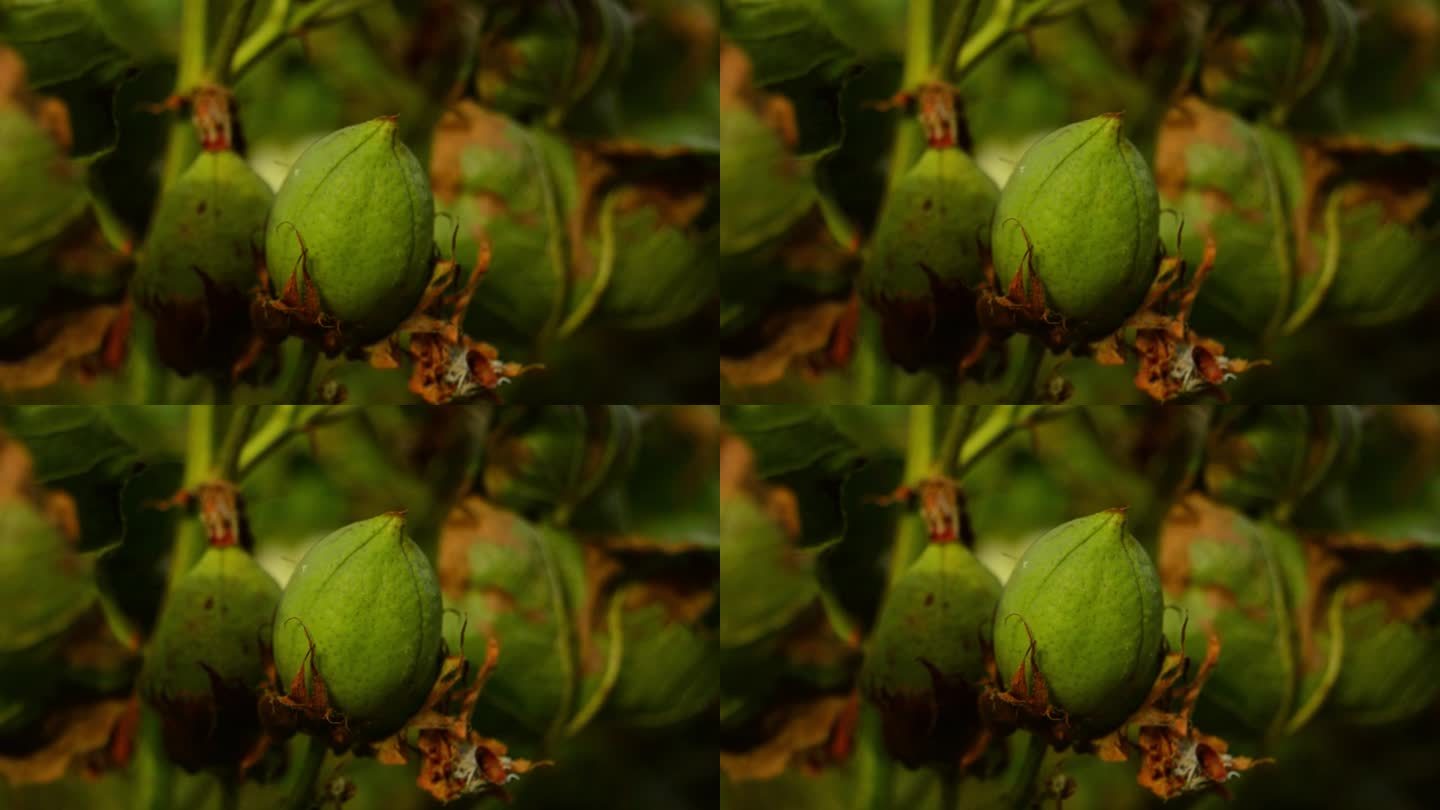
[
  {"x1": 887, "y1": 0, "x2": 935, "y2": 196},
  {"x1": 887, "y1": 406, "x2": 937, "y2": 591},
  {"x1": 855, "y1": 704, "x2": 895, "y2": 809},
  {"x1": 1282, "y1": 191, "x2": 1343, "y2": 336},
  {"x1": 954, "y1": 0, "x2": 1017, "y2": 79},
  {"x1": 216, "y1": 405, "x2": 260, "y2": 479},
  {"x1": 177, "y1": 0, "x2": 207, "y2": 88},
  {"x1": 284, "y1": 737, "x2": 326, "y2": 810},
  {"x1": 1007, "y1": 733, "x2": 1047, "y2": 810},
  {"x1": 563, "y1": 590, "x2": 625, "y2": 737},
  {"x1": 1286, "y1": 589, "x2": 1347, "y2": 734},
  {"x1": 934, "y1": 0, "x2": 982, "y2": 83},
  {"x1": 935, "y1": 405, "x2": 980, "y2": 477},
  {"x1": 208, "y1": 0, "x2": 257, "y2": 85},
  {"x1": 160, "y1": 0, "x2": 210, "y2": 191},
  {"x1": 168, "y1": 406, "x2": 215, "y2": 588},
  {"x1": 1007, "y1": 337, "x2": 1045, "y2": 403},
  {"x1": 558, "y1": 192, "x2": 618, "y2": 338},
  {"x1": 133, "y1": 707, "x2": 174, "y2": 810},
  {"x1": 284, "y1": 343, "x2": 321, "y2": 403},
  {"x1": 230, "y1": 0, "x2": 383, "y2": 81}
]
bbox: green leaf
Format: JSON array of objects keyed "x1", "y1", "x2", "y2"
[
  {"x1": 724, "y1": 405, "x2": 861, "y2": 478},
  {"x1": 0, "y1": 406, "x2": 138, "y2": 481},
  {"x1": 0, "y1": 0, "x2": 129, "y2": 87},
  {"x1": 721, "y1": 0, "x2": 849, "y2": 86}
]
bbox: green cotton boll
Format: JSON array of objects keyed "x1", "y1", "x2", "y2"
[
  {"x1": 860, "y1": 147, "x2": 998, "y2": 372},
  {"x1": 1153, "y1": 98, "x2": 1302, "y2": 344},
  {"x1": 140, "y1": 545, "x2": 280, "y2": 772},
  {"x1": 991, "y1": 114, "x2": 1161, "y2": 337},
  {"x1": 0, "y1": 500, "x2": 96, "y2": 660},
  {"x1": 1295, "y1": 174, "x2": 1440, "y2": 327},
  {"x1": 0, "y1": 106, "x2": 88, "y2": 259},
  {"x1": 266, "y1": 117, "x2": 435, "y2": 348},
  {"x1": 89, "y1": 0, "x2": 180, "y2": 62},
  {"x1": 0, "y1": 0, "x2": 129, "y2": 87},
  {"x1": 133, "y1": 150, "x2": 272, "y2": 377},
  {"x1": 1199, "y1": 0, "x2": 1307, "y2": 117},
  {"x1": 993, "y1": 509, "x2": 1164, "y2": 737},
  {"x1": 273, "y1": 514, "x2": 443, "y2": 741},
  {"x1": 436, "y1": 107, "x2": 567, "y2": 341},
  {"x1": 1158, "y1": 496, "x2": 1307, "y2": 737},
  {"x1": 859, "y1": 541, "x2": 1000, "y2": 767},
  {"x1": 1323, "y1": 592, "x2": 1440, "y2": 726},
  {"x1": 441, "y1": 502, "x2": 586, "y2": 735},
  {"x1": 475, "y1": 0, "x2": 582, "y2": 116},
  {"x1": 142, "y1": 546, "x2": 280, "y2": 700}
]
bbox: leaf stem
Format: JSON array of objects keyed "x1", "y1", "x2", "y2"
[
  {"x1": 230, "y1": 0, "x2": 385, "y2": 81},
  {"x1": 563, "y1": 589, "x2": 625, "y2": 736},
  {"x1": 216, "y1": 405, "x2": 260, "y2": 480},
  {"x1": 1285, "y1": 588, "x2": 1346, "y2": 734},
  {"x1": 1007, "y1": 733, "x2": 1047, "y2": 810},
  {"x1": 558, "y1": 192, "x2": 619, "y2": 338},
  {"x1": 284, "y1": 343, "x2": 321, "y2": 404},
  {"x1": 934, "y1": 0, "x2": 982, "y2": 84},
  {"x1": 284, "y1": 737, "x2": 327, "y2": 810},
  {"x1": 935, "y1": 405, "x2": 979, "y2": 476},
  {"x1": 1007, "y1": 337, "x2": 1045, "y2": 403},
  {"x1": 207, "y1": 0, "x2": 257, "y2": 85},
  {"x1": 1282, "y1": 191, "x2": 1343, "y2": 336}
]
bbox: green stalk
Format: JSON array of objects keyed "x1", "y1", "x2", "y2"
[
  {"x1": 1007, "y1": 337, "x2": 1045, "y2": 403},
  {"x1": 216, "y1": 406, "x2": 260, "y2": 480},
  {"x1": 886, "y1": 406, "x2": 937, "y2": 592},
  {"x1": 283, "y1": 737, "x2": 327, "y2": 810},
  {"x1": 935, "y1": 405, "x2": 979, "y2": 476},
  {"x1": 159, "y1": 0, "x2": 210, "y2": 192},
  {"x1": 230, "y1": 0, "x2": 385, "y2": 81},
  {"x1": 886, "y1": 0, "x2": 936, "y2": 196},
  {"x1": 1282, "y1": 191, "x2": 1343, "y2": 336},
  {"x1": 855, "y1": 704, "x2": 895, "y2": 809},
  {"x1": 132, "y1": 707, "x2": 174, "y2": 810},
  {"x1": 934, "y1": 0, "x2": 981, "y2": 84},
  {"x1": 1007, "y1": 733, "x2": 1047, "y2": 810},
  {"x1": 954, "y1": 0, "x2": 1017, "y2": 80},
  {"x1": 558, "y1": 193, "x2": 618, "y2": 338},
  {"x1": 1285, "y1": 590, "x2": 1346, "y2": 734},
  {"x1": 563, "y1": 590, "x2": 625, "y2": 737},
  {"x1": 284, "y1": 343, "x2": 321, "y2": 404},
  {"x1": 167, "y1": 405, "x2": 215, "y2": 588},
  {"x1": 207, "y1": 0, "x2": 258, "y2": 85}
]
